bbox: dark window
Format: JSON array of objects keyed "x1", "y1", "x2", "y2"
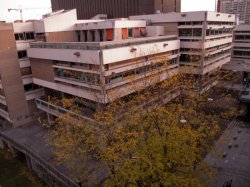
[
  {"x1": 25, "y1": 32, "x2": 34, "y2": 40},
  {"x1": 14, "y1": 33, "x2": 25, "y2": 40},
  {"x1": 18, "y1": 50, "x2": 27, "y2": 59},
  {"x1": 128, "y1": 28, "x2": 133, "y2": 37},
  {"x1": 24, "y1": 83, "x2": 40, "y2": 92}
]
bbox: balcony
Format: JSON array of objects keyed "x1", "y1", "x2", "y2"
[
  {"x1": 0, "y1": 108, "x2": 11, "y2": 122},
  {"x1": 22, "y1": 75, "x2": 33, "y2": 85},
  {"x1": 0, "y1": 95, "x2": 6, "y2": 105},
  {"x1": 35, "y1": 98, "x2": 94, "y2": 121},
  {"x1": 25, "y1": 88, "x2": 45, "y2": 101}
]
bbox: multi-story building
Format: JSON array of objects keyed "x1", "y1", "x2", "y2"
[
  {"x1": 0, "y1": 22, "x2": 44, "y2": 127},
  {"x1": 0, "y1": 9, "x2": 81, "y2": 127},
  {"x1": 27, "y1": 9, "x2": 180, "y2": 120},
  {"x1": 232, "y1": 25, "x2": 250, "y2": 62},
  {"x1": 51, "y1": 0, "x2": 181, "y2": 19},
  {"x1": 130, "y1": 11, "x2": 235, "y2": 78},
  {"x1": 218, "y1": 0, "x2": 250, "y2": 24}
]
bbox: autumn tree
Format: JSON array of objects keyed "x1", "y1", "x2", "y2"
[{"x1": 45, "y1": 65, "x2": 244, "y2": 187}]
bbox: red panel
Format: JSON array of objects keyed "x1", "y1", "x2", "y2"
[
  {"x1": 122, "y1": 28, "x2": 128, "y2": 39},
  {"x1": 106, "y1": 29, "x2": 114, "y2": 41}
]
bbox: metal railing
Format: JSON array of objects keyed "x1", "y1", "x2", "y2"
[
  {"x1": 35, "y1": 98, "x2": 95, "y2": 122},
  {"x1": 0, "y1": 131, "x2": 80, "y2": 187},
  {"x1": 30, "y1": 36, "x2": 178, "y2": 51}
]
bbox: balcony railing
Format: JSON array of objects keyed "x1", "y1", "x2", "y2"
[
  {"x1": 0, "y1": 108, "x2": 11, "y2": 122},
  {"x1": 30, "y1": 36, "x2": 178, "y2": 51},
  {"x1": 35, "y1": 98, "x2": 95, "y2": 122}
]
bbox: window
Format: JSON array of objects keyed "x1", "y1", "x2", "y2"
[
  {"x1": 128, "y1": 28, "x2": 133, "y2": 38},
  {"x1": 25, "y1": 32, "x2": 34, "y2": 40},
  {"x1": 18, "y1": 50, "x2": 27, "y2": 59},
  {"x1": 15, "y1": 33, "x2": 25, "y2": 40},
  {"x1": 24, "y1": 83, "x2": 40, "y2": 92},
  {"x1": 90, "y1": 30, "x2": 95, "y2": 41},
  {"x1": 21, "y1": 67, "x2": 32, "y2": 76},
  {"x1": 99, "y1": 30, "x2": 104, "y2": 41}
]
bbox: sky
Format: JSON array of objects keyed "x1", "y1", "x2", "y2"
[{"x1": 0, "y1": 0, "x2": 216, "y2": 22}]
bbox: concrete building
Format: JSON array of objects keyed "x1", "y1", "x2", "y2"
[
  {"x1": 0, "y1": 22, "x2": 44, "y2": 127},
  {"x1": 27, "y1": 9, "x2": 180, "y2": 119},
  {"x1": 0, "y1": 9, "x2": 81, "y2": 127},
  {"x1": 130, "y1": 11, "x2": 235, "y2": 77},
  {"x1": 218, "y1": 0, "x2": 250, "y2": 24},
  {"x1": 51, "y1": 0, "x2": 181, "y2": 19}
]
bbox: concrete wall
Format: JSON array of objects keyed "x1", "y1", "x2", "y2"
[
  {"x1": 45, "y1": 31, "x2": 78, "y2": 42},
  {"x1": 30, "y1": 58, "x2": 55, "y2": 83},
  {"x1": 0, "y1": 23, "x2": 29, "y2": 122}
]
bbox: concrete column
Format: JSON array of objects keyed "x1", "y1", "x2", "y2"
[
  {"x1": 8, "y1": 144, "x2": 18, "y2": 157},
  {"x1": 26, "y1": 155, "x2": 33, "y2": 170},
  {"x1": 0, "y1": 139, "x2": 5, "y2": 149},
  {"x1": 95, "y1": 30, "x2": 100, "y2": 42}
]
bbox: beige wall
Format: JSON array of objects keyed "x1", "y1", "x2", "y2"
[
  {"x1": 152, "y1": 22, "x2": 178, "y2": 35},
  {"x1": 30, "y1": 58, "x2": 55, "y2": 83},
  {"x1": 45, "y1": 31, "x2": 78, "y2": 42},
  {"x1": 0, "y1": 23, "x2": 29, "y2": 120}
]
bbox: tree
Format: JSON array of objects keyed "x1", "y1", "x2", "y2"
[{"x1": 45, "y1": 69, "x2": 244, "y2": 186}]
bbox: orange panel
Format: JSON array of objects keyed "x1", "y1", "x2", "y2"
[
  {"x1": 106, "y1": 29, "x2": 113, "y2": 41},
  {"x1": 122, "y1": 28, "x2": 128, "y2": 39},
  {"x1": 134, "y1": 28, "x2": 140, "y2": 37}
]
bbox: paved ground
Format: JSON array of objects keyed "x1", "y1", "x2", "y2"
[{"x1": 205, "y1": 120, "x2": 250, "y2": 187}]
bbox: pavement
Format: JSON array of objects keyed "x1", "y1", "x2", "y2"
[
  {"x1": 205, "y1": 120, "x2": 250, "y2": 187},
  {"x1": 0, "y1": 121, "x2": 71, "y2": 181}
]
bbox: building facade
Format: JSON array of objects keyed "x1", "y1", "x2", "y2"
[
  {"x1": 131, "y1": 11, "x2": 235, "y2": 76},
  {"x1": 218, "y1": 0, "x2": 250, "y2": 24},
  {"x1": 51, "y1": 0, "x2": 181, "y2": 19},
  {"x1": 27, "y1": 9, "x2": 180, "y2": 120}
]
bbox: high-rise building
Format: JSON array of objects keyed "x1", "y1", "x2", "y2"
[
  {"x1": 218, "y1": 0, "x2": 250, "y2": 24},
  {"x1": 51, "y1": 0, "x2": 181, "y2": 19}
]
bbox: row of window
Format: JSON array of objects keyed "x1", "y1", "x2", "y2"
[
  {"x1": 106, "y1": 58, "x2": 178, "y2": 84},
  {"x1": 234, "y1": 50, "x2": 250, "y2": 57},
  {"x1": 15, "y1": 32, "x2": 34, "y2": 41},
  {"x1": 179, "y1": 28, "x2": 202, "y2": 37},
  {"x1": 55, "y1": 69, "x2": 101, "y2": 85},
  {"x1": 77, "y1": 27, "x2": 146, "y2": 42},
  {"x1": 235, "y1": 35, "x2": 250, "y2": 40},
  {"x1": 54, "y1": 61, "x2": 99, "y2": 71},
  {"x1": 204, "y1": 49, "x2": 231, "y2": 61},
  {"x1": 206, "y1": 28, "x2": 233, "y2": 36}
]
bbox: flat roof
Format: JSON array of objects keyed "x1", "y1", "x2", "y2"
[{"x1": 30, "y1": 35, "x2": 178, "y2": 50}]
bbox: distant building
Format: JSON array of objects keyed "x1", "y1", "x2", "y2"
[
  {"x1": 131, "y1": 11, "x2": 235, "y2": 76},
  {"x1": 218, "y1": 0, "x2": 250, "y2": 24},
  {"x1": 51, "y1": 0, "x2": 181, "y2": 19}
]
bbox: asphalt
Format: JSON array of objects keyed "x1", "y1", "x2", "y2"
[{"x1": 205, "y1": 120, "x2": 250, "y2": 187}]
